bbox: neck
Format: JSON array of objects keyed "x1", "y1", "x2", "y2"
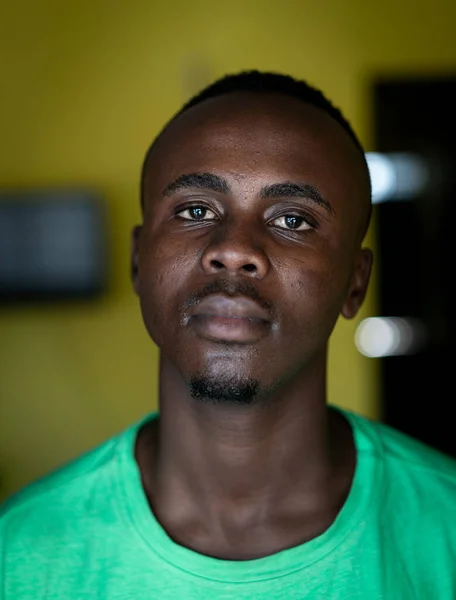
[{"x1": 136, "y1": 355, "x2": 355, "y2": 556}]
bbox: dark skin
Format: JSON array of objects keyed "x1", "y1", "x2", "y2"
[{"x1": 131, "y1": 92, "x2": 373, "y2": 561}]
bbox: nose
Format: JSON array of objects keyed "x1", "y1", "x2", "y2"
[{"x1": 200, "y1": 222, "x2": 270, "y2": 279}]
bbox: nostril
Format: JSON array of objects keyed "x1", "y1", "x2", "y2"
[
  {"x1": 211, "y1": 260, "x2": 225, "y2": 269},
  {"x1": 243, "y1": 264, "x2": 257, "y2": 273}
]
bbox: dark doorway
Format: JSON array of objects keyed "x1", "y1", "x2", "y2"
[{"x1": 373, "y1": 76, "x2": 456, "y2": 458}]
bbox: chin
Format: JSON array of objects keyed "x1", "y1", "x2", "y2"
[{"x1": 188, "y1": 372, "x2": 260, "y2": 406}]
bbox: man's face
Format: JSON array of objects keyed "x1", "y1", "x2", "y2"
[{"x1": 133, "y1": 93, "x2": 372, "y2": 401}]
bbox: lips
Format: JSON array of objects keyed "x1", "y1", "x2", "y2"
[
  {"x1": 191, "y1": 294, "x2": 271, "y2": 321},
  {"x1": 186, "y1": 294, "x2": 272, "y2": 343}
]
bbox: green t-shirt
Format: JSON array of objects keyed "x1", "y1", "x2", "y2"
[{"x1": 1, "y1": 409, "x2": 456, "y2": 599}]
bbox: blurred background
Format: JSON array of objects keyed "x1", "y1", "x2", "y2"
[{"x1": 1, "y1": 0, "x2": 455, "y2": 501}]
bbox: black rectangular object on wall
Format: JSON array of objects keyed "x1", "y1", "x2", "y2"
[{"x1": 0, "y1": 190, "x2": 108, "y2": 302}]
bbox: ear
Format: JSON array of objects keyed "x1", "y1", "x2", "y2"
[
  {"x1": 131, "y1": 225, "x2": 142, "y2": 295},
  {"x1": 341, "y1": 248, "x2": 374, "y2": 319}
]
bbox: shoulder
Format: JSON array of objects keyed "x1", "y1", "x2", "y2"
[
  {"x1": 353, "y1": 411, "x2": 456, "y2": 479},
  {"x1": 0, "y1": 437, "x2": 114, "y2": 530},
  {"x1": 347, "y1": 411, "x2": 456, "y2": 584},
  {"x1": 0, "y1": 418, "x2": 142, "y2": 541},
  {"x1": 346, "y1": 409, "x2": 456, "y2": 517}
]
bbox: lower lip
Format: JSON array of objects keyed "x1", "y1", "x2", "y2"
[{"x1": 189, "y1": 314, "x2": 270, "y2": 343}]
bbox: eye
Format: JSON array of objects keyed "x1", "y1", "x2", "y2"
[
  {"x1": 176, "y1": 205, "x2": 217, "y2": 221},
  {"x1": 270, "y1": 215, "x2": 313, "y2": 231}
]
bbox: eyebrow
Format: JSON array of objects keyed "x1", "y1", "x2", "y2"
[
  {"x1": 162, "y1": 173, "x2": 229, "y2": 197},
  {"x1": 260, "y1": 182, "x2": 335, "y2": 215},
  {"x1": 161, "y1": 172, "x2": 334, "y2": 215}
]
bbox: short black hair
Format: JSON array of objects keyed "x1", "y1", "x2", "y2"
[
  {"x1": 141, "y1": 70, "x2": 371, "y2": 211},
  {"x1": 178, "y1": 70, "x2": 366, "y2": 158}
]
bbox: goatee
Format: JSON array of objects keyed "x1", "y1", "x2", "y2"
[{"x1": 189, "y1": 374, "x2": 260, "y2": 406}]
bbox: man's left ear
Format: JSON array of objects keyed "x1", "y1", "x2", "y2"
[{"x1": 341, "y1": 248, "x2": 374, "y2": 319}]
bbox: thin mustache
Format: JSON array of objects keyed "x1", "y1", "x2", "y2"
[{"x1": 183, "y1": 280, "x2": 275, "y2": 319}]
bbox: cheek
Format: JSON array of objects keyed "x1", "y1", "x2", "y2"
[
  {"x1": 137, "y1": 237, "x2": 197, "y2": 342},
  {"x1": 278, "y1": 254, "x2": 350, "y2": 336},
  {"x1": 279, "y1": 250, "x2": 337, "y2": 298}
]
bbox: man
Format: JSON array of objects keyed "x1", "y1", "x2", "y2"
[{"x1": 1, "y1": 70, "x2": 456, "y2": 599}]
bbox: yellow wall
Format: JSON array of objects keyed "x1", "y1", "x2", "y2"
[{"x1": 1, "y1": 0, "x2": 455, "y2": 500}]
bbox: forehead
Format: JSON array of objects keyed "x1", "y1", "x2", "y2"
[{"x1": 144, "y1": 93, "x2": 369, "y2": 226}]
